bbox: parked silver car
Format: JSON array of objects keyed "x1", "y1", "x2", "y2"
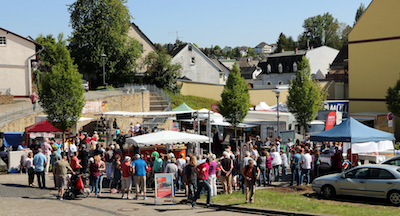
[
  {"x1": 312, "y1": 164, "x2": 400, "y2": 205},
  {"x1": 82, "y1": 79, "x2": 89, "y2": 92},
  {"x1": 381, "y1": 155, "x2": 400, "y2": 166}
]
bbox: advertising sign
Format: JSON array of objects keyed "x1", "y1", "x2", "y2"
[
  {"x1": 172, "y1": 122, "x2": 179, "y2": 131},
  {"x1": 154, "y1": 173, "x2": 174, "y2": 205},
  {"x1": 240, "y1": 142, "x2": 248, "y2": 160},
  {"x1": 323, "y1": 101, "x2": 349, "y2": 117},
  {"x1": 82, "y1": 101, "x2": 108, "y2": 114},
  {"x1": 211, "y1": 103, "x2": 218, "y2": 113},
  {"x1": 325, "y1": 111, "x2": 337, "y2": 131}
]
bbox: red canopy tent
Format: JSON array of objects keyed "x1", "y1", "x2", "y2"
[
  {"x1": 25, "y1": 120, "x2": 66, "y2": 133},
  {"x1": 25, "y1": 120, "x2": 69, "y2": 144}
]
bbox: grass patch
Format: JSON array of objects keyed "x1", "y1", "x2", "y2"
[
  {"x1": 170, "y1": 94, "x2": 218, "y2": 110},
  {"x1": 202, "y1": 189, "x2": 399, "y2": 216}
]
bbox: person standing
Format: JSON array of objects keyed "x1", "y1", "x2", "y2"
[
  {"x1": 266, "y1": 151, "x2": 273, "y2": 185},
  {"x1": 132, "y1": 154, "x2": 148, "y2": 200},
  {"x1": 50, "y1": 146, "x2": 62, "y2": 188},
  {"x1": 151, "y1": 148, "x2": 159, "y2": 160},
  {"x1": 280, "y1": 150, "x2": 289, "y2": 181},
  {"x1": 191, "y1": 157, "x2": 212, "y2": 209},
  {"x1": 135, "y1": 122, "x2": 141, "y2": 133},
  {"x1": 290, "y1": 149, "x2": 302, "y2": 186},
  {"x1": 313, "y1": 149, "x2": 321, "y2": 179},
  {"x1": 53, "y1": 154, "x2": 75, "y2": 200},
  {"x1": 301, "y1": 149, "x2": 312, "y2": 185},
  {"x1": 33, "y1": 149, "x2": 47, "y2": 189},
  {"x1": 41, "y1": 139, "x2": 52, "y2": 174},
  {"x1": 119, "y1": 156, "x2": 132, "y2": 199},
  {"x1": 68, "y1": 139, "x2": 78, "y2": 159},
  {"x1": 70, "y1": 151, "x2": 82, "y2": 173},
  {"x1": 207, "y1": 154, "x2": 217, "y2": 197},
  {"x1": 176, "y1": 153, "x2": 186, "y2": 191},
  {"x1": 242, "y1": 159, "x2": 260, "y2": 203},
  {"x1": 78, "y1": 145, "x2": 88, "y2": 174},
  {"x1": 185, "y1": 156, "x2": 197, "y2": 200},
  {"x1": 220, "y1": 151, "x2": 233, "y2": 194},
  {"x1": 30, "y1": 92, "x2": 37, "y2": 111},
  {"x1": 104, "y1": 147, "x2": 114, "y2": 180},
  {"x1": 257, "y1": 150, "x2": 267, "y2": 186},
  {"x1": 270, "y1": 148, "x2": 282, "y2": 182},
  {"x1": 24, "y1": 152, "x2": 35, "y2": 187},
  {"x1": 89, "y1": 155, "x2": 101, "y2": 197},
  {"x1": 164, "y1": 157, "x2": 178, "y2": 193}
]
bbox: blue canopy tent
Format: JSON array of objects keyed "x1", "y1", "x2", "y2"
[
  {"x1": 311, "y1": 117, "x2": 394, "y2": 154},
  {"x1": 3, "y1": 132, "x2": 24, "y2": 147}
]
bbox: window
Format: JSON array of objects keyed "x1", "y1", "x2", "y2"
[
  {"x1": 140, "y1": 44, "x2": 143, "y2": 53},
  {"x1": 344, "y1": 168, "x2": 368, "y2": 179},
  {"x1": 191, "y1": 57, "x2": 195, "y2": 65},
  {"x1": 278, "y1": 81, "x2": 283, "y2": 85},
  {"x1": 368, "y1": 168, "x2": 395, "y2": 179},
  {"x1": 267, "y1": 81, "x2": 272, "y2": 86},
  {"x1": 188, "y1": 45, "x2": 192, "y2": 51},
  {"x1": 0, "y1": 36, "x2": 6, "y2": 46},
  {"x1": 267, "y1": 64, "x2": 271, "y2": 73},
  {"x1": 278, "y1": 63, "x2": 283, "y2": 74}
]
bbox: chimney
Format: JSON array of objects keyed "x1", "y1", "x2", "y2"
[
  {"x1": 295, "y1": 48, "x2": 298, "y2": 54},
  {"x1": 281, "y1": 49, "x2": 284, "y2": 52}
]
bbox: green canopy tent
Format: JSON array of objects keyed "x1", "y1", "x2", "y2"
[{"x1": 172, "y1": 102, "x2": 195, "y2": 111}]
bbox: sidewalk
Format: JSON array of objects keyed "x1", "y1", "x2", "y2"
[{"x1": 0, "y1": 173, "x2": 247, "y2": 216}]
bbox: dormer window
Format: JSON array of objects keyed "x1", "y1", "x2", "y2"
[
  {"x1": 0, "y1": 36, "x2": 6, "y2": 46},
  {"x1": 188, "y1": 45, "x2": 192, "y2": 51},
  {"x1": 267, "y1": 64, "x2": 271, "y2": 73},
  {"x1": 278, "y1": 63, "x2": 283, "y2": 74},
  {"x1": 293, "y1": 62, "x2": 297, "y2": 72},
  {"x1": 267, "y1": 81, "x2": 272, "y2": 86}
]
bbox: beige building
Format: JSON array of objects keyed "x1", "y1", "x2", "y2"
[
  {"x1": 127, "y1": 22, "x2": 156, "y2": 73},
  {"x1": 0, "y1": 27, "x2": 42, "y2": 97}
]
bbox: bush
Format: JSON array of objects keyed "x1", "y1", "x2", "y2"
[
  {"x1": 96, "y1": 86, "x2": 115, "y2": 90},
  {"x1": 169, "y1": 94, "x2": 218, "y2": 110}
]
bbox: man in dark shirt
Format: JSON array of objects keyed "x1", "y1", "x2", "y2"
[
  {"x1": 220, "y1": 151, "x2": 233, "y2": 194},
  {"x1": 78, "y1": 145, "x2": 89, "y2": 174}
]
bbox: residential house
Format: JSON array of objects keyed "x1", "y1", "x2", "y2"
[
  {"x1": 237, "y1": 58, "x2": 262, "y2": 80},
  {"x1": 0, "y1": 27, "x2": 43, "y2": 97},
  {"x1": 169, "y1": 43, "x2": 230, "y2": 84},
  {"x1": 222, "y1": 46, "x2": 232, "y2": 53},
  {"x1": 127, "y1": 22, "x2": 156, "y2": 73},
  {"x1": 254, "y1": 46, "x2": 338, "y2": 87},
  {"x1": 348, "y1": 0, "x2": 400, "y2": 135},
  {"x1": 326, "y1": 45, "x2": 348, "y2": 100},
  {"x1": 254, "y1": 42, "x2": 272, "y2": 54}
]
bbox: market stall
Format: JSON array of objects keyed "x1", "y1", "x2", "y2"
[
  {"x1": 125, "y1": 130, "x2": 209, "y2": 158},
  {"x1": 311, "y1": 117, "x2": 395, "y2": 164},
  {"x1": 25, "y1": 120, "x2": 69, "y2": 147}
]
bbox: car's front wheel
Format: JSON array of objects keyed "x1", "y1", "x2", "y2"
[
  {"x1": 388, "y1": 190, "x2": 400, "y2": 205},
  {"x1": 321, "y1": 185, "x2": 335, "y2": 198}
]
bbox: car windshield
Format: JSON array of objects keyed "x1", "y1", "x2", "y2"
[{"x1": 383, "y1": 158, "x2": 400, "y2": 166}]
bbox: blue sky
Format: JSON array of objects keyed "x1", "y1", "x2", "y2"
[{"x1": 1, "y1": 0, "x2": 372, "y2": 48}]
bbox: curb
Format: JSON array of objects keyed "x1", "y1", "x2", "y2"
[{"x1": 195, "y1": 201, "x2": 335, "y2": 216}]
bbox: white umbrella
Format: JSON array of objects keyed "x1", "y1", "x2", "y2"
[{"x1": 126, "y1": 130, "x2": 209, "y2": 147}]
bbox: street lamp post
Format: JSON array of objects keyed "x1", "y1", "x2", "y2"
[
  {"x1": 140, "y1": 86, "x2": 147, "y2": 112},
  {"x1": 273, "y1": 88, "x2": 283, "y2": 138},
  {"x1": 101, "y1": 53, "x2": 107, "y2": 89}
]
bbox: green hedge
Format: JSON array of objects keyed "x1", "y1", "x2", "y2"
[{"x1": 170, "y1": 94, "x2": 218, "y2": 110}]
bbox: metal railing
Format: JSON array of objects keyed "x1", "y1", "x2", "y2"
[
  {"x1": 0, "y1": 104, "x2": 43, "y2": 125},
  {"x1": 0, "y1": 84, "x2": 171, "y2": 128}
]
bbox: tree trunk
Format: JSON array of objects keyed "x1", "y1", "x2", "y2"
[{"x1": 62, "y1": 131, "x2": 66, "y2": 155}]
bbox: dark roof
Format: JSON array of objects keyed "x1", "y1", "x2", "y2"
[
  {"x1": 255, "y1": 42, "x2": 267, "y2": 48},
  {"x1": 258, "y1": 50, "x2": 306, "y2": 74},
  {"x1": 210, "y1": 59, "x2": 231, "y2": 72},
  {"x1": 0, "y1": 27, "x2": 42, "y2": 46},
  {"x1": 330, "y1": 45, "x2": 348, "y2": 70},
  {"x1": 168, "y1": 44, "x2": 186, "y2": 57},
  {"x1": 130, "y1": 22, "x2": 156, "y2": 49},
  {"x1": 240, "y1": 66, "x2": 257, "y2": 79}
]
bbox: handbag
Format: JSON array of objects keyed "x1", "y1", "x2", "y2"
[{"x1": 76, "y1": 175, "x2": 84, "y2": 189}]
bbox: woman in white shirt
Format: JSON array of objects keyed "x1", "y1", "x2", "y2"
[
  {"x1": 270, "y1": 148, "x2": 282, "y2": 182},
  {"x1": 24, "y1": 152, "x2": 35, "y2": 186}
]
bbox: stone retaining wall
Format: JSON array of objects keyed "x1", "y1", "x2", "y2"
[{"x1": 0, "y1": 96, "x2": 13, "y2": 105}]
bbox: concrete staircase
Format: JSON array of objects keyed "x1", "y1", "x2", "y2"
[
  {"x1": 150, "y1": 92, "x2": 169, "y2": 111},
  {"x1": 143, "y1": 92, "x2": 171, "y2": 129}
]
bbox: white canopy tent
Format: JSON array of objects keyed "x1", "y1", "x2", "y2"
[
  {"x1": 254, "y1": 102, "x2": 271, "y2": 111},
  {"x1": 126, "y1": 130, "x2": 209, "y2": 148}
]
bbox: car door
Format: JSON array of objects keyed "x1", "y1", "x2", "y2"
[
  {"x1": 364, "y1": 168, "x2": 397, "y2": 198},
  {"x1": 337, "y1": 167, "x2": 368, "y2": 196}
]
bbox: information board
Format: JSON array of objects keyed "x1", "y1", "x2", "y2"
[{"x1": 154, "y1": 173, "x2": 174, "y2": 205}]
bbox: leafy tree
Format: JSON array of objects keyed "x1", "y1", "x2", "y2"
[
  {"x1": 276, "y1": 33, "x2": 296, "y2": 52},
  {"x1": 144, "y1": 51, "x2": 182, "y2": 93},
  {"x1": 38, "y1": 34, "x2": 85, "y2": 146},
  {"x1": 354, "y1": 3, "x2": 366, "y2": 26},
  {"x1": 247, "y1": 47, "x2": 256, "y2": 57},
  {"x1": 218, "y1": 63, "x2": 249, "y2": 137},
  {"x1": 68, "y1": 0, "x2": 142, "y2": 87},
  {"x1": 287, "y1": 56, "x2": 327, "y2": 137},
  {"x1": 386, "y1": 79, "x2": 400, "y2": 117}
]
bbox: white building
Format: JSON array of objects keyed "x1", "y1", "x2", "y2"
[{"x1": 0, "y1": 27, "x2": 43, "y2": 96}]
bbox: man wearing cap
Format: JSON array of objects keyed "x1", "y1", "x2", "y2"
[
  {"x1": 119, "y1": 156, "x2": 132, "y2": 199},
  {"x1": 131, "y1": 154, "x2": 148, "y2": 200}
]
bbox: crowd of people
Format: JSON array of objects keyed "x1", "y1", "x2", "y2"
[{"x1": 16, "y1": 124, "x2": 336, "y2": 204}]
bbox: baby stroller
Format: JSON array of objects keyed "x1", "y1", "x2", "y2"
[{"x1": 64, "y1": 174, "x2": 87, "y2": 199}]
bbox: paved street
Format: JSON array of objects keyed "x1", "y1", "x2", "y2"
[{"x1": 0, "y1": 174, "x2": 248, "y2": 216}]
